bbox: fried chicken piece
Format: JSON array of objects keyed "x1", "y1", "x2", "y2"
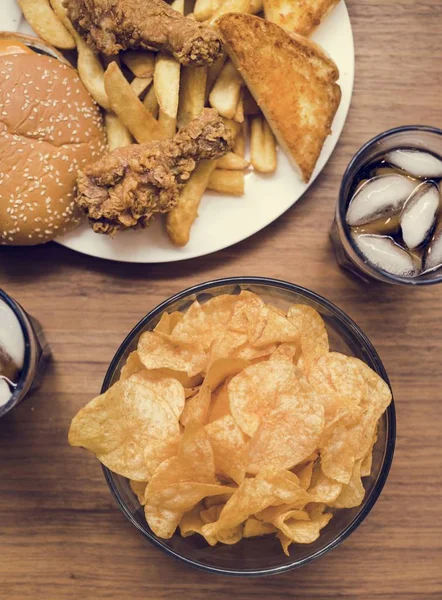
[
  {"x1": 64, "y1": 0, "x2": 223, "y2": 66},
  {"x1": 76, "y1": 109, "x2": 233, "y2": 234}
]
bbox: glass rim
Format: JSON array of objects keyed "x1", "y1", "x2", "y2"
[
  {"x1": 338, "y1": 124, "x2": 442, "y2": 286},
  {"x1": 101, "y1": 277, "x2": 396, "y2": 576},
  {"x1": 0, "y1": 289, "x2": 32, "y2": 415}
]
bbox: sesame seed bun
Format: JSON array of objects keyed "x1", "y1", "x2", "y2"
[{"x1": 0, "y1": 35, "x2": 106, "y2": 245}]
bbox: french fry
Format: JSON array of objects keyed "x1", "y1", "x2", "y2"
[
  {"x1": 104, "y1": 62, "x2": 162, "y2": 143},
  {"x1": 131, "y1": 76, "x2": 153, "y2": 97},
  {"x1": 21, "y1": 0, "x2": 75, "y2": 49},
  {"x1": 210, "y1": 0, "x2": 251, "y2": 24},
  {"x1": 217, "y1": 152, "x2": 250, "y2": 170},
  {"x1": 206, "y1": 53, "x2": 226, "y2": 99},
  {"x1": 143, "y1": 86, "x2": 159, "y2": 118},
  {"x1": 234, "y1": 119, "x2": 247, "y2": 157},
  {"x1": 250, "y1": 115, "x2": 277, "y2": 173},
  {"x1": 171, "y1": 0, "x2": 185, "y2": 12},
  {"x1": 209, "y1": 60, "x2": 243, "y2": 119},
  {"x1": 208, "y1": 169, "x2": 245, "y2": 195},
  {"x1": 243, "y1": 87, "x2": 260, "y2": 115},
  {"x1": 158, "y1": 111, "x2": 177, "y2": 138},
  {"x1": 177, "y1": 67, "x2": 207, "y2": 129},
  {"x1": 194, "y1": 0, "x2": 221, "y2": 21},
  {"x1": 154, "y1": 54, "x2": 181, "y2": 117},
  {"x1": 222, "y1": 118, "x2": 241, "y2": 140},
  {"x1": 121, "y1": 51, "x2": 155, "y2": 78},
  {"x1": 166, "y1": 160, "x2": 218, "y2": 246},
  {"x1": 77, "y1": 40, "x2": 110, "y2": 109},
  {"x1": 249, "y1": 0, "x2": 263, "y2": 13},
  {"x1": 105, "y1": 113, "x2": 133, "y2": 151},
  {"x1": 50, "y1": 0, "x2": 110, "y2": 109},
  {"x1": 234, "y1": 91, "x2": 244, "y2": 123}
]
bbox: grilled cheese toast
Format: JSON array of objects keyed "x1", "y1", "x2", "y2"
[{"x1": 216, "y1": 14, "x2": 341, "y2": 182}]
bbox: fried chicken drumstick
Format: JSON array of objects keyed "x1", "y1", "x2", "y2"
[
  {"x1": 75, "y1": 109, "x2": 233, "y2": 234},
  {"x1": 64, "y1": 0, "x2": 223, "y2": 66}
]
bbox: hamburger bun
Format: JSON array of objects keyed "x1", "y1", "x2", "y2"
[{"x1": 0, "y1": 35, "x2": 106, "y2": 245}]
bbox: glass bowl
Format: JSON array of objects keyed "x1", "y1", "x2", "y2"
[{"x1": 101, "y1": 277, "x2": 396, "y2": 577}]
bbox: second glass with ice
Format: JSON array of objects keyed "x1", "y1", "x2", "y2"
[{"x1": 331, "y1": 126, "x2": 442, "y2": 285}]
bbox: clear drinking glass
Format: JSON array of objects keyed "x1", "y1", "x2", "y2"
[
  {"x1": 331, "y1": 125, "x2": 442, "y2": 285},
  {"x1": 0, "y1": 290, "x2": 50, "y2": 419}
]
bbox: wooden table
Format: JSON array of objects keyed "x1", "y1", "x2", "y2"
[{"x1": 1, "y1": 1, "x2": 442, "y2": 598}]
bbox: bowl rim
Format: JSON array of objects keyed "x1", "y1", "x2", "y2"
[{"x1": 101, "y1": 276, "x2": 396, "y2": 577}]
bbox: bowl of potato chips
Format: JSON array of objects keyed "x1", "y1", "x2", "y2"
[{"x1": 69, "y1": 277, "x2": 395, "y2": 576}]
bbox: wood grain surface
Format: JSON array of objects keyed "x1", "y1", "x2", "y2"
[{"x1": 1, "y1": 1, "x2": 442, "y2": 598}]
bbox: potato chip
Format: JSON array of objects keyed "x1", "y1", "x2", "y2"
[
  {"x1": 202, "y1": 468, "x2": 310, "y2": 539},
  {"x1": 203, "y1": 492, "x2": 235, "y2": 509},
  {"x1": 278, "y1": 533, "x2": 292, "y2": 556},
  {"x1": 243, "y1": 517, "x2": 277, "y2": 538},
  {"x1": 361, "y1": 450, "x2": 373, "y2": 478},
  {"x1": 180, "y1": 504, "x2": 218, "y2": 545},
  {"x1": 68, "y1": 379, "x2": 180, "y2": 481},
  {"x1": 200, "y1": 504, "x2": 223, "y2": 524},
  {"x1": 318, "y1": 356, "x2": 391, "y2": 483},
  {"x1": 287, "y1": 305, "x2": 329, "y2": 373},
  {"x1": 228, "y1": 291, "x2": 266, "y2": 333},
  {"x1": 361, "y1": 428, "x2": 377, "y2": 477},
  {"x1": 246, "y1": 390, "x2": 324, "y2": 473},
  {"x1": 171, "y1": 301, "x2": 222, "y2": 349},
  {"x1": 308, "y1": 353, "x2": 366, "y2": 424},
  {"x1": 180, "y1": 385, "x2": 212, "y2": 426},
  {"x1": 147, "y1": 424, "x2": 216, "y2": 495},
  {"x1": 201, "y1": 294, "x2": 239, "y2": 326},
  {"x1": 154, "y1": 311, "x2": 183, "y2": 334},
  {"x1": 294, "y1": 460, "x2": 315, "y2": 490},
  {"x1": 138, "y1": 331, "x2": 207, "y2": 377},
  {"x1": 228, "y1": 358, "x2": 298, "y2": 437},
  {"x1": 184, "y1": 386, "x2": 200, "y2": 399},
  {"x1": 207, "y1": 381, "x2": 231, "y2": 423},
  {"x1": 147, "y1": 368, "x2": 202, "y2": 389},
  {"x1": 249, "y1": 307, "x2": 300, "y2": 348},
  {"x1": 229, "y1": 293, "x2": 299, "y2": 348},
  {"x1": 119, "y1": 350, "x2": 144, "y2": 380},
  {"x1": 256, "y1": 504, "x2": 309, "y2": 524},
  {"x1": 130, "y1": 479, "x2": 147, "y2": 505},
  {"x1": 205, "y1": 357, "x2": 249, "y2": 391},
  {"x1": 129, "y1": 370, "x2": 185, "y2": 419},
  {"x1": 146, "y1": 482, "x2": 235, "y2": 538},
  {"x1": 199, "y1": 505, "x2": 243, "y2": 544},
  {"x1": 270, "y1": 342, "x2": 299, "y2": 362},
  {"x1": 307, "y1": 461, "x2": 342, "y2": 503},
  {"x1": 331, "y1": 459, "x2": 365, "y2": 509},
  {"x1": 205, "y1": 415, "x2": 247, "y2": 484},
  {"x1": 276, "y1": 510, "x2": 332, "y2": 547},
  {"x1": 201, "y1": 294, "x2": 239, "y2": 325},
  {"x1": 217, "y1": 524, "x2": 244, "y2": 545}
]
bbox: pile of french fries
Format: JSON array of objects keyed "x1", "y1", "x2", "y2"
[{"x1": 18, "y1": 0, "x2": 279, "y2": 246}]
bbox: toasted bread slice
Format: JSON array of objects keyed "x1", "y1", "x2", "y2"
[
  {"x1": 263, "y1": 0, "x2": 339, "y2": 37},
  {"x1": 216, "y1": 14, "x2": 341, "y2": 182}
]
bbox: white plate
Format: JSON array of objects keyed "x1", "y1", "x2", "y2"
[{"x1": 4, "y1": 0, "x2": 354, "y2": 263}]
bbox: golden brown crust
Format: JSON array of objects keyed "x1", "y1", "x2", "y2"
[
  {"x1": 217, "y1": 14, "x2": 341, "y2": 182},
  {"x1": 263, "y1": 0, "x2": 340, "y2": 37},
  {"x1": 76, "y1": 108, "x2": 233, "y2": 235},
  {"x1": 64, "y1": 0, "x2": 223, "y2": 66},
  {"x1": 0, "y1": 52, "x2": 106, "y2": 246}
]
